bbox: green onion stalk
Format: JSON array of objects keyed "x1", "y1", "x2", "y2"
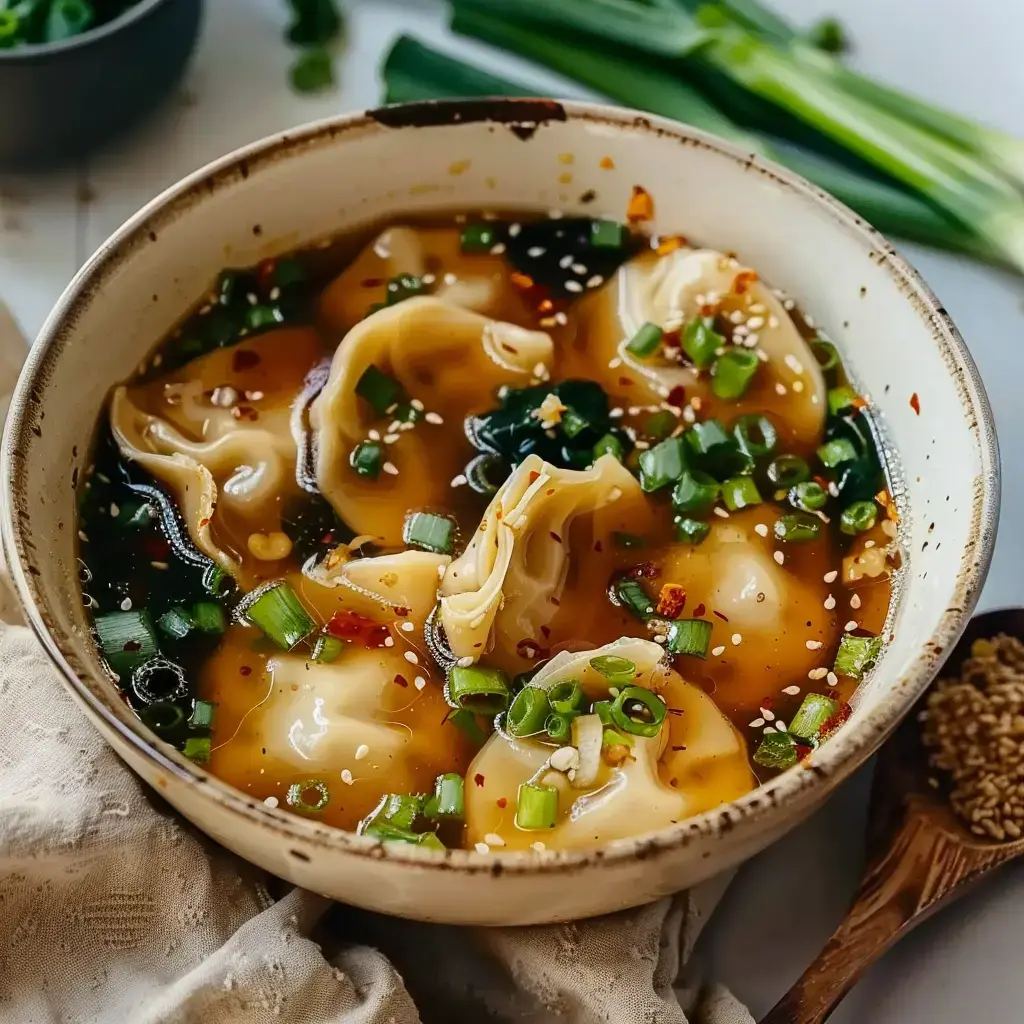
[{"x1": 444, "y1": 2, "x2": 1024, "y2": 271}]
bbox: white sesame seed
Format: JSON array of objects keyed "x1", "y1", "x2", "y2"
[
  {"x1": 565, "y1": 280, "x2": 584, "y2": 294},
  {"x1": 264, "y1": 796, "x2": 279, "y2": 809},
  {"x1": 747, "y1": 316, "x2": 765, "y2": 330},
  {"x1": 864, "y1": 540, "x2": 876, "y2": 549},
  {"x1": 806, "y1": 640, "x2": 824, "y2": 651},
  {"x1": 754, "y1": 523, "x2": 769, "y2": 537},
  {"x1": 792, "y1": 380, "x2": 805, "y2": 392},
  {"x1": 531, "y1": 841, "x2": 546, "y2": 852},
  {"x1": 850, "y1": 593, "x2": 862, "y2": 609},
  {"x1": 383, "y1": 433, "x2": 399, "y2": 444},
  {"x1": 784, "y1": 354, "x2": 804, "y2": 375},
  {"x1": 437, "y1": 565, "x2": 447, "y2": 580},
  {"x1": 424, "y1": 411, "x2": 444, "y2": 425},
  {"x1": 714, "y1": 507, "x2": 730, "y2": 519},
  {"x1": 824, "y1": 594, "x2": 836, "y2": 610},
  {"x1": 764, "y1": 726, "x2": 777, "y2": 734},
  {"x1": 731, "y1": 633, "x2": 742, "y2": 646},
  {"x1": 341, "y1": 769, "x2": 354, "y2": 785},
  {"x1": 827, "y1": 671, "x2": 838, "y2": 686},
  {"x1": 354, "y1": 744, "x2": 369, "y2": 760},
  {"x1": 450, "y1": 474, "x2": 468, "y2": 488},
  {"x1": 586, "y1": 275, "x2": 604, "y2": 288},
  {"x1": 246, "y1": 292, "x2": 258, "y2": 306},
  {"x1": 78, "y1": 530, "x2": 89, "y2": 542},
  {"x1": 414, "y1": 676, "x2": 427, "y2": 690},
  {"x1": 400, "y1": 621, "x2": 415, "y2": 632},
  {"x1": 608, "y1": 357, "x2": 623, "y2": 369},
  {"x1": 490, "y1": 243, "x2": 507, "y2": 255},
  {"x1": 782, "y1": 685, "x2": 801, "y2": 696},
  {"x1": 422, "y1": 274, "x2": 436, "y2": 285},
  {"x1": 783, "y1": 298, "x2": 796, "y2": 310},
  {"x1": 405, "y1": 651, "x2": 420, "y2": 665},
  {"x1": 712, "y1": 645, "x2": 726, "y2": 657},
  {"x1": 652, "y1": 634, "x2": 667, "y2": 644},
  {"x1": 509, "y1": 223, "x2": 521, "y2": 237},
  {"x1": 443, "y1": 273, "x2": 458, "y2": 286},
  {"x1": 484, "y1": 832, "x2": 506, "y2": 847},
  {"x1": 808, "y1": 667, "x2": 828, "y2": 679},
  {"x1": 749, "y1": 718, "x2": 765, "y2": 728},
  {"x1": 776, "y1": 721, "x2": 788, "y2": 732},
  {"x1": 382, "y1": 462, "x2": 399, "y2": 476},
  {"x1": 775, "y1": 382, "x2": 788, "y2": 396},
  {"x1": 475, "y1": 842, "x2": 490, "y2": 854},
  {"x1": 774, "y1": 551, "x2": 785, "y2": 565},
  {"x1": 456, "y1": 655, "x2": 474, "y2": 668},
  {"x1": 571, "y1": 263, "x2": 588, "y2": 275},
  {"x1": 120, "y1": 597, "x2": 132, "y2": 611},
  {"x1": 845, "y1": 620, "x2": 858, "y2": 631},
  {"x1": 269, "y1": 287, "x2": 281, "y2": 301},
  {"x1": 368, "y1": 429, "x2": 381, "y2": 442},
  {"x1": 527, "y1": 246, "x2": 545, "y2": 258},
  {"x1": 828, "y1": 481, "x2": 840, "y2": 498},
  {"x1": 555, "y1": 312, "x2": 568, "y2": 326},
  {"x1": 824, "y1": 570, "x2": 838, "y2": 583},
  {"x1": 109, "y1": 502, "x2": 120, "y2": 518},
  {"x1": 384, "y1": 636, "x2": 395, "y2": 647},
  {"x1": 559, "y1": 254, "x2": 574, "y2": 269},
  {"x1": 151, "y1": 561, "x2": 169, "y2": 570},
  {"x1": 761, "y1": 707, "x2": 775, "y2": 721}
]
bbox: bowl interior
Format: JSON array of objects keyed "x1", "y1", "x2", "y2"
[{"x1": 1, "y1": 101, "x2": 998, "y2": 866}]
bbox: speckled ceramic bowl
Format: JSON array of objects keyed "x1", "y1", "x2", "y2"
[{"x1": 0, "y1": 100, "x2": 999, "y2": 925}]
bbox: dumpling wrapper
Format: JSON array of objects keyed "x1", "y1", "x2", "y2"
[
  {"x1": 439, "y1": 454, "x2": 645, "y2": 666},
  {"x1": 311, "y1": 297, "x2": 554, "y2": 546},
  {"x1": 566, "y1": 247, "x2": 828, "y2": 450},
  {"x1": 464, "y1": 639, "x2": 753, "y2": 851}
]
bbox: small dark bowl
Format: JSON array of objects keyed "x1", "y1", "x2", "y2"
[{"x1": 0, "y1": 0, "x2": 203, "y2": 170}]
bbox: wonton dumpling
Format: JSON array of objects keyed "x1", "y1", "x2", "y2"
[
  {"x1": 566, "y1": 248, "x2": 827, "y2": 450},
  {"x1": 311, "y1": 297, "x2": 554, "y2": 546},
  {"x1": 464, "y1": 639, "x2": 753, "y2": 851},
  {"x1": 440, "y1": 454, "x2": 643, "y2": 668}
]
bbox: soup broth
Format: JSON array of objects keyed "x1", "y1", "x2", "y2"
[{"x1": 78, "y1": 210, "x2": 898, "y2": 852}]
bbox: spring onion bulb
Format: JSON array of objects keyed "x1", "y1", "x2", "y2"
[{"x1": 571, "y1": 713, "x2": 604, "y2": 789}]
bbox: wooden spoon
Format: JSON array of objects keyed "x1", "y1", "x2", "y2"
[{"x1": 761, "y1": 608, "x2": 1024, "y2": 1024}]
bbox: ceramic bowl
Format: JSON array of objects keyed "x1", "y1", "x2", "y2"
[{"x1": 0, "y1": 99, "x2": 999, "y2": 925}]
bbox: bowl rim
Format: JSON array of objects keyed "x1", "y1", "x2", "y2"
[
  {"x1": 1, "y1": 97, "x2": 1000, "y2": 875},
  {"x1": 0, "y1": 0, "x2": 173, "y2": 60}
]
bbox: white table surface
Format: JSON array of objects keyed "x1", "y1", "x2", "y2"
[{"x1": 5, "y1": 0, "x2": 1024, "y2": 1018}]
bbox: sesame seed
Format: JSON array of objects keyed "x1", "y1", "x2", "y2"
[
  {"x1": 824, "y1": 594, "x2": 836, "y2": 610},
  {"x1": 826, "y1": 671, "x2": 838, "y2": 686},
  {"x1": 784, "y1": 354, "x2": 804, "y2": 375},
  {"x1": 425, "y1": 411, "x2": 444, "y2": 425},
  {"x1": 484, "y1": 832, "x2": 506, "y2": 847},
  {"x1": 405, "y1": 651, "x2": 420, "y2": 665},
  {"x1": 490, "y1": 243, "x2": 507, "y2": 255},
  {"x1": 586, "y1": 275, "x2": 604, "y2": 288},
  {"x1": 246, "y1": 292, "x2": 258, "y2": 306},
  {"x1": 845, "y1": 620, "x2": 858, "y2": 632},
  {"x1": 382, "y1": 462, "x2": 399, "y2": 476},
  {"x1": 78, "y1": 530, "x2": 89, "y2": 542},
  {"x1": 774, "y1": 551, "x2": 785, "y2": 565},
  {"x1": 354, "y1": 744, "x2": 369, "y2": 760},
  {"x1": 808, "y1": 667, "x2": 828, "y2": 679},
  {"x1": 368, "y1": 429, "x2": 381, "y2": 442},
  {"x1": 775, "y1": 382, "x2": 788, "y2": 396},
  {"x1": 806, "y1": 640, "x2": 824, "y2": 651},
  {"x1": 410, "y1": 398, "x2": 425, "y2": 411},
  {"x1": 341, "y1": 769, "x2": 354, "y2": 785},
  {"x1": 747, "y1": 316, "x2": 765, "y2": 330},
  {"x1": 782, "y1": 685, "x2": 801, "y2": 696},
  {"x1": 608, "y1": 357, "x2": 623, "y2": 369},
  {"x1": 527, "y1": 246, "x2": 546, "y2": 258},
  {"x1": 776, "y1": 721, "x2": 788, "y2": 732},
  {"x1": 531, "y1": 841, "x2": 546, "y2": 852},
  {"x1": 151, "y1": 561, "x2": 169, "y2": 570},
  {"x1": 110, "y1": 502, "x2": 120, "y2": 518},
  {"x1": 652, "y1": 634, "x2": 667, "y2": 644},
  {"x1": 400, "y1": 621, "x2": 415, "y2": 632},
  {"x1": 443, "y1": 273, "x2": 457, "y2": 286},
  {"x1": 384, "y1": 433, "x2": 400, "y2": 444},
  {"x1": 864, "y1": 540, "x2": 876, "y2": 549},
  {"x1": 264, "y1": 796, "x2": 279, "y2": 809},
  {"x1": 509, "y1": 223, "x2": 521, "y2": 237},
  {"x1": 754, "y1": 523, "x2": 769, "y2": 537},
  {"x1": 384, "y1": 637, "x2": 395, "y2": 647},
  {"x1": 850, "y1": 593, "x2": 862, "y2": 609},
  {"x1": 712, "y1": 645, "x2": 726, "y2": 657},
  {"x1": 120, "y1": 598, "x2": 132, "y2": 611},
  {"x1": 571, "y1": 263, "x2": 588, "y2": 275},
  {"x1": 731, "y1": 633, "x2": 742, "y2": 646},
  {"x1": 414, "y1": 676, "x2": 426, "y2": 690},
  {"x1": 714, "y1": 508, "x2": 730, "y2": 519},
  {"x1": 764, "y1": 726, "x2": 777, "y2": 734},
  {"x1": 609, "y1": 407, "x2": 624, "y2": 419},
  {"x1": 475, "y1": 842, "x2": 490, "y2": 854},
  {"x1": 792, "y1": 381, "x2": 805, "y2": 392},
  {"x1": 565, "y1": 280, "x2": 583, "y2": 294},
  {"x1": 783, "y1": 298, "x2": 796, "y2": 310},
  {"x1": 456, "y1": 655, "x2": 474, "y2": 668},
  {"x1": 422, "y1": 274, "x2": 436, "y2": 285},
  {"x1": 824, "y1": 570, "x2": 838, "y2": 583},
  {"x1": 749, "y1": 718, "x2": 765, "y2": 729},
  {"x1": 761, "y1": 707, "x2": 775, "y2": 721}
]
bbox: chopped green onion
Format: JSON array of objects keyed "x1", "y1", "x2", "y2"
[
  {"x1": 589, "y1": 655, "x2": 637, "y2": 686},
  {"x1": 638, "y1": 436, "x2": 687, "y2": 492},
  {"x1": 592, "y1": 433, "x2": 624, "y2": 462},
  {"x1": 386, "y1": 273, "x2": 425, "y2": 306},
  {"x1": 548, "y1": 679, "x2": 585, "y2": 715},
  {"x1": 687, "y1": 419, "x2": 753, "y2": 478},
  {"x1": 515, "y1": 782, "x2": 558, "y2": 830},
  {"x1": 671, "y1": 470, "x2": 720, "y2": 516},
  {"x1": 312, "y1": 635, "x2": 347, "y2": 663},
  {"x1": 290, "y1": 47, "x2": 334, "y2": 93},
  {"x1": 47, "y1": 0, "x2": 94, "y2": 42},
  {"x1": 417, "y1": 831, "x2": 446, "y2": 851},
  {"x1": 774, "y1": 512, "x2": 823, "y2": 543},
  {"x1": 665, "y1": 618, "x2": 713, "y2": 658},
  {"x1": 350, "y1": 440, "x2": 384, "y2": 479},
  {"x1": 721, "y1": 475, "x2": 762, "y2": 511},
  {"x1": 806, "y1": 15, "x2": 848, "y2": 54},
  {"x1": 626, "y1": 321, "x2": 664, "y2": 358},
  {"x1": 811, "y1": 338, "x2": 841, "y2": 372},
  {"x1": 287, "y1": 779, "x2": 330, "y2": 813},
  {"x1": 130, "y1": 657, "x2": 189, "y2": 706},
  {"x1": 394, "y1": 401, "x2": 424, "y2": 424},
  {"x1": 204, "y1": 564, "x2": 228, "y2": 597},
  {"x1": 189, "y1": 699, "x2": 216, "y2": 730},
  {"x1": 364, "y1": 793, "x2": 424, "y2": 832},
  {"x1": 818, "y1": 437, "x2": 858, "y2": 468},
  {"x1": 674, "y1": 517, "x2": 711, "y2": 545},
  {"x1": 840, "y1": 500, "x2": 878, "y2": 535},
  {"x1": 95, "y1": 610, "x2": 160, "y2": 679},
  {"x1": 711, "y1": 348, "x2": 760, "y2": 399},
  {"x1": 593, "y1": 700, "x2": 613, "y2": 726},
  {"x1": 425, "y1": 773, "x2": 465, "y2": 820},
  {"x1": 238, "y1": 581, "x2": 316, "y2": 650},
  {"x1": 610, "y1": 685, "x2": 667, "y2": 738},
  {"x1": 645, "y1": 409, "x2": 678, "y2": 440},
  {"x1": 158, "y1": 606, "x2": 193, "y2": 641},
  {"x1": 246, "y1": 305, "x2": 280, "y2": 331},
  {"x1": 835, "y1": 633, "x2": 883, "y2": 679},
  {"x1": 446, "y1": 664, "x2": 511, "y2": 715},
  {"x1": 183, "y1": 736, "x2": 211, "y2": 763},
  {"x1": 602, "y1": 727, "x2": 634, "y2": 748},
  {"x1": 612, "y1": 531, "x2": 646, "y2": 549},
  {"x1": 828, "y1": 386, "x2": 860, "y2": 414},
  {"x1": 612, "y1": 577, "x2": 654, "y2": 620},
  {"x1": 140, "y1": 702, "x2": 186, "y2": 741},
  {"x1": 0, "y1": 11, "x2": 18, "y2": 46},
  {"x1": 752, "y1": 731, "x2": 798, "y2": 769},
  {"x1": 561, "y1": 406, "x2": 590, "y2": 438},
  {"x1": 682, "y1": 316, "x2": 723, "y2": 369},
  {"x1": 733, "y1": 414, "x2": 778, "y2": 458},
  {"x1": 447, "y1": 707, "x2": 489, "y2": 746},
  {"x1": 355, "y1": 364, "x2": 402, "y2": 417},
  {"x1": 506, "y1": 686, "x2": 550, "y2": 737},
  {"x1": 192, "y1": 601, "x2": 226, "y2": 635},
  {"x1": 545, "y1": 711, "x2": 574, "y2": 742},
  {"x1": 591, "y1": 219, "x2": 624, "y2": 248},
  {"x1": 788, "y1": 693, "x2": 840, "y2": 742},
  {"x1": 461, "y1": 223, "x2": 499, "y2": 252},
  {"x1": 403, "y1": 511, "x2": 455, "y2": 554},
  {"x1": 117, "y1": 499, "x2": 156, "y2": 528},
  {"x1": 767, "y1": 454, "x2": 810, "y2": 488},
  {"x1": 789, "y1": 480, "x2": 828, "y2": 511},
  {"x1": 271, "y1": 258, "x2": 306, "y2": 289}
]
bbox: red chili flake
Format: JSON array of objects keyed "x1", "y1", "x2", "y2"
[
  {"x1": 232, "y1": 349, "x2": 261, "y2": 372},
  {"x1": 631, "y1": 562, "x2": 660, "y2": 580},
  {"x1": 326, "y1": 610, "x2": 390, "y2": 648},
  {"x1": 529, "y1": 471, "x2": 541, "y2": 484},
  {"x1": 732, "y1": 270, "x2": 759, "y2": 295},
  {"x1": 550, "y1": 531, "x2": 562, "y2": 544},
  {"x1": 713, "y1": 610, "x2": 729, "y2": 622},
  {"x1": 656, "y1": 235, "x2": 687, "y2": 256},
  {"x1": 817, "y1": 702, "x2": 852, "y2": 742},
  {"x1": 599, "y1": 156, "x2": 615, "y2": 170},
  {"x1": 794, "y1": 743, "x2": 814, "y2": 762},
  {"x1": 909, "y1": 392, "x2": 921, "y2": 415},
  {"x1": 550, "y1": 596, "x2": 561, "y2": 606},
  {"x1": 256, "y1": 259, "x2": 276, "y2": 289},
  {"x1": 361, "y1": 277, "x2": 386, "y2": 288},
  {"x1": 510, "y1": 272, "x2": 534, "y2": 290},
  {"x1": 852, "y1": 396, "x2": 869, "y2": 411},
  {"x1": 240, "y1": 665, "x2": 252, "y2": 676},
  {"x1": 501, "y1": 342, "x2": 519, "y2": 355},
  {"x1": 666, "y1": 385, "x2": 686, "y2": 407},
  {"x1": 546, "y1": 489, "x2": 555, "y2": 496},
  {"x1": 474, "y1": 773, "x2": 486, "y2": 787},
  {"x1": 538, "y1": 298, "x2": 554, "y2": 313},
  {"x1": 496, "y1": 797, "x2": 507, "y2": 809},
  {"x1": 760, "y1": 695, "x2": 774, "y2": 709},
  {"x1": 693, "y1": 603, "x2": 706, "y2": 617},
  {"x1": 662, "y1": 330, "x2": 682, "y2": 351},
  {"x1": 231, "y1": 405, "x2": 259, "y2": 421},
  {"x1": 594, "y1": 541, "x2": 603, "y2": 553},
  {"x1": 142, "y1": 536, "x2": 170, "y2": 559},
  {"x1": 656, "y1": 583, "x2": 686, "y2": 619},
  {"x1": 199, "y1": 517, "x2": 211, "y2": 528},
  {"x1": 393, "y1": 674, "x2": 409, "y2": 688},
  {"x1": 618, "y1": 376, "x2": 634, "y2": 387},
  {"x1": 627, "y1": 185, "x2": 654, "y2": 223},
  {"x1": 394, "y1": 606, "x2": 410, "y2": 618}
]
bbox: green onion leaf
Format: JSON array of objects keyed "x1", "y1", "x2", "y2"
[
  {"x1": 130, "y1": 657, "x2": 189, "y2": 706},
  {"x1": 626, "y1": 321, "x2": 664, "y2": 358},
  {"x1": 95, "y1": 610, "x2": 160, "y2": 679},
  {"x1": 671, "y1": 470, "x2": 720, "y2": 516},
  {"x1": 591, "y1": 219, "x2": 625, "y2": 248},
  {"x1": 425, "y1": 773, "x2": 465, "y2": 820},
  {"x1": 386, "y1": 273, "x2": 425, "y2": 306},
  {"x1": 312, "y1": 634, "x2": 347, "y2": 663},
  {"x1": 682, "y1": 316, "x2": 723, "y2": 368},
  {"x1": 350, "y1": 441, "x2": 384, "y2": 479},
  {"x1": 645, "y1": 409, "x2": 678, "y2": 440},
  {"x1": 592, "y1": 433, "x2": 624, "y2": 462},
  {"x1": 638, "y1": 436, "x2": 687, "y2": 492},
  {"x1": 610, "y1": 685, "x2": 667, "y2": 738},
  {"x1": 561, "y1": 406, "x2": 590, "y2": 439},
  {"x1": 733, "y1": 414, "x2": 778, "y2": 458},
  {"x1": 752, "y1": 731, "x2": 798, "y2": 769},
  {"x1": 589, "y1": 655, "x2": 637, "y2": 686},
  {"x1": 835, "y1": 633, "x2": 883, "y2": 679},
  {"x1": 711, "y1": 348, "x2": 760, "y2": 399},
  {"x1": 403, "y1": 512, "x2": 455, "y2": 554},
  {"x1": 789, "y1": 480, "x2": 828, "y2": 512},
  {"x1": 686, "y1": 419, "x2": 753, "y2": 478},
  {"x1": 290, "y1": 47, "x2": 335, "y2": 93},
  {"x1": 767, "y1": 454, "x2": 810, "y2": 488},
  {"x1": 665, "y1": 618, "x2": 713, "y2": 657},
  {"x1": 515, "y1": 782, "x2": 558, "y2": 830},
  {"x1": 788, "y1": 693, "x2": 840, "y2": 742},
  {"x1": 461, "y1": 223, "x2": 499, "y2": 252},
  {"x1": 355, "y1": 364, "x2": 402, "y2": 417},
  {"x1": 287, "y1": 779, "x2": 331, "y2": 812},
  {"x1": 840, "y1": 500, "x2": 878, "y2": 535},
  {"x1": 189, "y1": 699, "x2": 216, "y2": 731},
  {"x1": 721, "y1": 475, "x2": 762, "y2": 511},
  {"x1": 818, "y1": 437, "x2": 858, "y2": 468},
  {"x1": 446, "y1": 664, "x2": 511, "y2": 715},
  {"x1": 191, "y1": 601, "x2": 226, "y2": 635},
  {"x1": 183, "y1": 736, "x2": 211, "y2": 763},
  {"x1": 447, "y1": 707, "x2": 489, "y2": 746},
  {"x1": 548, "y1": 679, "x2": 585, "y2": 715},
  {"x1": 158, "y1": 606, "x2": 194, "y2": 642},
  {"x1": 602, "y1": 727, "x2": 634, "y2": 748},
  {"x1": 674, "y1": 517, "x2": 711, "y2": 545},
  {"x1": 828, "y1": 386, "x2": 860, "y2": 415},
  {"x1": 811, "y1": 338, "x2": 841, "y2": 373},
  {"x1": 545, "y1": 711, "x2": 574, "y2": 742},
  {"x1": 140, "y1": 702, "x2": 187, "y2": 741},
  {"x1": 237, "y1": 581, "x2": 316, "y2": 650},
  {"x1": 46, "y1": 0, "x2": 94, "y2": 43},
  {"x1": 612, "y1": 577, "x2": 654, "y2": 620},
  {"x1": 506, "y1": 686, "x2": 550, "y2": 737},
  {"x1": 774, "y1": 512, "x2": 823, "y2": 543}
]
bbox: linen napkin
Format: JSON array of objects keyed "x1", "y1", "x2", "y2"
[{"x1": 0, "y1": 304, "x2": 753, "y2": 1024}]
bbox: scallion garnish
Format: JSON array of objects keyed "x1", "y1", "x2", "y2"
[
  {"x1": 355, "y1": 364, "x2": 402, "y2": 417},
  {"x1": 424, "y1": 773, "x2": 465, "y2": 820},
  {"x1": 545, "y1": 711, "x2": 574, "y2": 743},
  {"x1": 312, "y1": 634, "x2": 347, "y2": 663},
  {"x1": 674, "y1": 517, "x2": 710, "y2": 545},
  {"x1": 773, "y1": 512, "x2": 822, "y2": 543},
  {"x1": 612, "y1": 577, "x2": 654, "y2": 620},
  {"x1": 287, "y1": 779, "x2": 331, "y2": 813},
  {"x1": 592, "y1": 433, "x2": 624, "y2": 462},
  {"x1": 645, "y1": 410, "x2": 678, "y2": 440},
  {"x1": 835, "y1": 633, "x2": 883, "y2": 679},
  {"x1": 638, "y1": 436, "x2": 687, "y2": 492},
  {"x1": 548, "y1": 679, "x2": 585, "y2": 715},
  {"x1": 721, "y1": 475, "x2": 762, "y2": 511},
  {"x1": 602, "y1": 727, "x2": 634, "y2": 748},
  {"x1": 811, "y1": 338, "x2": 841, "y2": 372},
  {"x1": 237, "y1": 580, "x2": 316, "y2": 650},
  {"x1": 189, "y1": 699, "x2": 216, "y2": 730},
  {"x1": 403, "y1": 511, "x2": 455, "y2": 554},
  {"x1": 515, "y1": 782, "x2": 558, "y2": 830},
  {"x1": 461, "y1": 223, "x2": 499, "y2": 252},
  {"x1": 789, "y1": 480, "x2": 828, "y2": 511},
  {"x1": 158, "y1": 606, "x2": 193, "y2": 641},
  {"x1": 446, "y1": 664, "x2": 511, "y2": 715},
  {"x1": 828, "y1": 386, "x2": 860, "y2": 414},
  {"x1": 752, "y1": 731, "x2": 798, "y2": 769},
  {"x1": 350, "y1": 440, "x2": 384, "y2": 479},
  {"x1": 95, "y1": 609, "x2": 160, "y2": 679},
  {"x1": 506, "y1": 686, "x2": 550, "y2": 737},
  {"x1": 665, "y1": 618, "x2": 712, "y2": 658},
  {"x1": 682, "y1": 316, "x2": 723, "y2": 368},
  {"x1": 711, "y1": 348, "x2": 760, "y2": 399},
  {"x1": 385, "y1": 273, "x2": 425, "y2": 306},
  {"x1": 733, "y1": 414, "x2": 778, "y2": 458},
  {"x1": 140, "y1": 702, "x2": 187, "y2": 741},
  {"x1": 686, "y1": 419, "x2": 753, "y2": 478},
  {"x1": 447, "y1": 707, "x2": 490, "y2": 746},
  {"x1": 788, "y1": 693, "x2": 840, "y2": 742},
  {"x1": 767, "y1": 454, "x2": 811, "y2": 488},
  {"x1": 183, "y1": 736, "x2": 211, "y2": 763},
  {"x1": 130, "y1": 657, "x2": 189, "y2": 707},
  {"x1": 192, "y1": 601, "x2": 226, "y2": 635},
  {"x1": 589, "y1": 655, "x2": 637, "y2": 686},
  {"x1": 626, "y1": 321, "x2": 664, "y2": 358},
  {"x1": 610, "y1": 685, "x2": 666, "y2": 738},
  {"x1": 817, "y1": 437, "x2": 858, "y2": 468},
  {"x1": 591, "y1": 219, "x2": 624, "y2": 248},
  {"x1": 671, "y1": 470, "x2": 720, "y2": 516},
  {"x1": 561, "y1": 406, "x2": 590, "y2": 438},
  {"x1": 840, "y1": 500, "x2": 878, "y2": 535}
]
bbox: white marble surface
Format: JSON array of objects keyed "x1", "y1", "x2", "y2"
[{"x1": 4, "y1": 0, "x2": 1024, "y2": 1018}]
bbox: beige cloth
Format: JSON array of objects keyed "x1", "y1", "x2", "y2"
[{"x1": 0, "y1": 305, "x2": 753, "y2": 1024}]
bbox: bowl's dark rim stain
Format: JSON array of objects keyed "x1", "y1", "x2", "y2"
[{"x1": 0, "y1": 99, "x2": 1000, "y2": 877}]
